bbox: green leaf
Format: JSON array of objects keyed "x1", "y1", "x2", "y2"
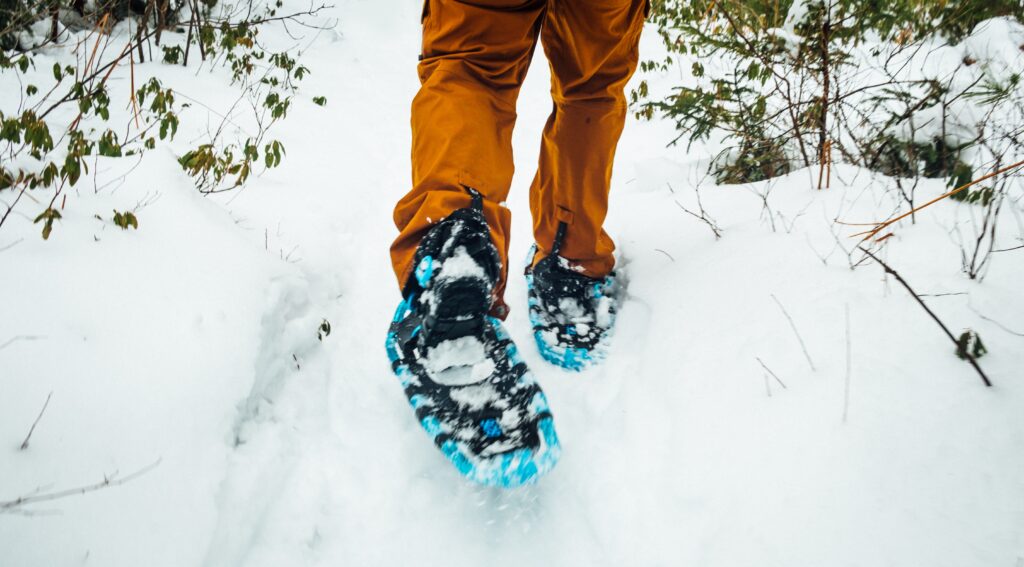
[
  {"x1": 956, "y1": 330, "x2": 988, "y2": 360},
  {"x1": 33, "y1": 208, "x2": 62, "y2": 240},
  {"x1": 98, "y1": 131, "x2": 122, "y2": 157},
  {"x1": 113, "y1": 210, "x2": 139, "y2": 230}
]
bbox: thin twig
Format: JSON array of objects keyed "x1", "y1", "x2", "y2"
[
  {"x1": 770, "y1": 294, "x2": 816, "y2": 372},
  {"x1": 129, "y1": 45, "x2": 140, "y2": 130},
  {"x1": 20, "y1": 392, "x2": 53, "y2": 450},
  {"x1": 842, "y1": 304, "x2": 851, "y2": 424},
  {"x1": 968, "y1": 304, "x2": 1024, "y2": 338},
  {"x1": 848, "y1": 159, "x2": 1024, "y2": 241},
  {"x1": 184, "y1": 1, "x2": 195, "y2": 66},
  {"x1": 82, "y1": 13, "x2": 110, "y2": 78},
  {"x1": 992, "y1": 244, "x2": 1024, "y2": 253},
  {"x1": 0, "y1": 186, "x2": 29, "y2": 232},
  {"x1": 0, "y1": 335, "x2": 44, "y2": 352},
  {"x1": 818, "y1": 139, "x2": 832, "y2": 190},
  {"x1": 675, "y1": 200, "x2": 723, "y2": 239},
  {"x1": 756, "y1": 357, "x2": 787, "y2": 389},
  {"x1": 1, "y1": 459, "x2": 162, "y2": 512},
  {"x1": 0, "y1": 239, "x2": 24, "y2": 254},
  {"x1": 858, "y1": 247, "x2": 992, "y2": 387}
]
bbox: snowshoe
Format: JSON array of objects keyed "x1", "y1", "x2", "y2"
[
  {"x1": 525, "y1": 223, "x2": 622, "y2": 371},
  {"x1": 385, "y1": 189, "x2": 560, "y2": 487}
]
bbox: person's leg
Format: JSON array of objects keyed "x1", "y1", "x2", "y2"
[
  {"x1": 529, "y1": 0, "x2": 647, "y2": 276},
  {"x1": 391, "y1": 0, "x2": 547, "y2": 318}
]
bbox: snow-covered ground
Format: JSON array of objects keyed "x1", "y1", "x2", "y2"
[{"x1": 2, "y1": 1, "x2": 1023, "y2": 565}]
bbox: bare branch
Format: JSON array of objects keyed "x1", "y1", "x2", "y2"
[
  {"x1": 858, "y1": 247, "x2": 992, "y2": 387},
  {"x1": 770, "y1": 293, "x2": 817, "y2": 372},
  {"x1": 20, "y1": 392, "x2": 53, "y2": 451},
  {"x1": 654, "y1": 248, "x2": 675, "y2": 262},
  {"x1": 968, "y1": 304, "x2": 1024, "y2": 339},
  {"x1": 670, "y1": 183, "x2": 723, "y2": 240},
  {"x1": 756, "y1": 357, "x2": 787, "y2": 390},
  {"x1": 1, "y1": 459, "x2": 162, "y2": 513},
  {"x1": 0, "y1": 335, "x2": 45, "y2": 352},
  {"x1": 842, "y1": 304, "x2": 851, "y2": 424}
]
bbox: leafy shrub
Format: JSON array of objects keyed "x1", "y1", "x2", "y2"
[
  {"x1": 637, "y1": 0, "x2": 1023, "y2": 184},
  {"x1": 1, "y1": 0, "x2": 330, "y2": 238}
]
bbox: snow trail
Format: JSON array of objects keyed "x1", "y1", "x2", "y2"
[
  {"x1": 2, "y1": 1, "x2": 1023, "y2": 565},
  {"x1": 198, "y1": 2, "x2": 1024, "y2": 566}
]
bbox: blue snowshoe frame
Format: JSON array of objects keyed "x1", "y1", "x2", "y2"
[
  {"x1": 525, "y1": 245, "x2": 621, "y2": 371},
  {"x1": 385, "y1": 294, "x2": 561, "y2": 488}
]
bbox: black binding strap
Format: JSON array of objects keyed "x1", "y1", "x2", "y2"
[
  {"x1": 551, "y1": 221, "x2": 567, "y2": 256},
  {"x1": 464, "y1": 185, "x2": 484, "y2": 212}
]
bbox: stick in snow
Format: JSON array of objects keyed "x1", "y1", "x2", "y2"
[
  {"x1": 848, "y1": 158, "x2": 1024, "y2": 242},
  {"x1": 756, "y1": 357, "x2": 787, "y2": 390},
  {"x1": 770, "y1": 294, "x2": 816, "y2": 372},
  {"x1": 671, "y1": 183, "x2": 722, "y2": 240},
  {"x1": 858, "y1": 247, "x2": 992, "y2": 387},
  {"x1": 968, "y1": 303, "x2": 1024, "y2": 338},
  {"x1": 0, "y1": 238, "x2": 24, "y2": 254},
  {"x1": 20, "y1": 392, "x2": 53, "y2": 451},
  {"x1": 0, "y1": 334, "x2": 44, "y2": 352},
  {"x1": 0, "y1": 459, "x2": 162, "y2": 513},
  {"x1": 842, "y1": 304, "x2": 851, "y2": 424}
]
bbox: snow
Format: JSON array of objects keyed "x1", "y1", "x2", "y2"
[
  {"x1": 449, "y1": 382, "x2": 501, "y2": 412},
  {"x1": 557, "y1": 297, "x2": 587, "y2": 321},
  {"x1": 2, "y1": 1, "x2": 1024, "y2": 566},
  {"x1": 422, "y1": 336, "x2": 494, "y2": 385},
  {"x1": 436, "y1": 246, "x2": 488, "y2": 282},
  {"x1": 783, "y1": 0, "x2": 809, "y2": 34},
  {"x1": 962, "y1": 17, "x2": 1024, "y2": 71}
]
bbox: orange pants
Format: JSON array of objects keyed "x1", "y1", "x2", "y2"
[{"x1": 391, "y1": 0, "x2": 648, "y2": 318}]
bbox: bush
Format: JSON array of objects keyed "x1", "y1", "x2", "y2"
[
  {"x1": 637, "y1": 0, "x2": 1023, "y2": 185},
  {"x1": 1, "y1": 0, "x2": 330, "y2": 238}
]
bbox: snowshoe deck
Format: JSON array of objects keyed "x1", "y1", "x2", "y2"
[
  {"x1": 525, "y1": 245, "x2": 622, "y2": 371},
  {"x1": 386, "y1": 295, "x2": 561, "y2": 488}
]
